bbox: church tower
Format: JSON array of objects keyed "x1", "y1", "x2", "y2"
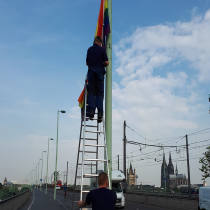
[
  {"x1": 168, "y1": 152, "x2": 174, "y2": 175},
  {"x1": 4, "y1": 177, "x2": 7, "y2": 184},
  {"x1": 127, "y1": 162, "x2": 136, "y2": 187},
  {"x1": 175, "y1": 163, "x2": 178, "y2": 176},
  {"x1": 161, "y1": 153, "x2": 168, "y2": 187}
]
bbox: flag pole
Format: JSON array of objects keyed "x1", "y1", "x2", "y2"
[{"x1": 105, "y1": 0, "x2": 112, "y2": 188}]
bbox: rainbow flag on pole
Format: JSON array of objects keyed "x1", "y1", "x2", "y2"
[
  {"x1": 78, "y1": 0, "x2": 110, "y2": 108},
  {"x1": 95, "y1": 0, "x2": 110, "y2": 48}
]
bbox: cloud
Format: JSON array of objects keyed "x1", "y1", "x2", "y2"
[
  {"x1": 68, "y1": 106, "x2": 81, "y2": 119},
  {"x1": 112, "y1": 9, "x2": 210, "y2": 135},
  {"x1": 23, "y1": 99, "x2": 36, "y2": 105},
  {"x1": 114, "y1": 9, "x2": 210, "y2": 83}
]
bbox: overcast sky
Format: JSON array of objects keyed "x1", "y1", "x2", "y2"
[{"x1": 0, "y1": 0, "x2": 210, "y2": 187}]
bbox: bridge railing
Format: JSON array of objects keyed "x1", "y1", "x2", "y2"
[{"x1": 0, "y1": 185, "x2": 32, "y2": 201}]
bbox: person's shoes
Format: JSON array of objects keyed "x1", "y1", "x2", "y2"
[
  {"x1": 89, "y1": 110, "x2": 94, "y2": 120},
  {"x1": 97, "y1": 112, "x2": 103, "y2": 123}
]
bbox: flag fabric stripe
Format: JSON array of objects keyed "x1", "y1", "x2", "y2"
[
  {"x1": 103, "y1": 0, "x2": 110, "y2": 47},
  {"x1": 95, "y1": 0, "x2": 104, "y2": 38}
]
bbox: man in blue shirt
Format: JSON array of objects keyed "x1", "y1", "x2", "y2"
[
  {"x1": 86, "y1": 36, "x2": 109, "y2": 123},
  {"x1": 78, "y1": 172, "x2": 116, "y2": 210},
  {"x1": 63, "y1": 183, "x2": 68, "y2": 200}
]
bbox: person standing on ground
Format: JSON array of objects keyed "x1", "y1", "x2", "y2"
[
  {"x1": 78, "y1": 172, "x2": 116, "y2": 210},
  {"x1": 86, "y1": 36, "x2": 109, "y2": 123},
  {"x1": 63, "y1": 183, "x2": 68, "y2": 200}
]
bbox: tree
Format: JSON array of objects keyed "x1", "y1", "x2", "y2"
[
  {"x1": 199, "y1": 146, "x2": 210, "y2": 179},
  {"x1": 0, "y1": 182, "x2": 3, "y2": 190}
]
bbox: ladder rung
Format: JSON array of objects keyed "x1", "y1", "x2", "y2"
[
  {"x1": 85, "y1": 130, "x2": 104, "y2": 134},
  {"x1": 78, "y1": 163, "x2": 96, "y2": 166},
  {"x1": 81, "y1": 138, "x2": 97, "y2": 140},
  {"x1": 84, "y1": 159, "x2": 107, "y2": 162},
  {"x1": 86, "y1": 117, "x2": 98, "y2": 120},
  {"x1": 85, "y1": 144, "x2": 105, "y2": 147},
  {"x1": 82, "y1": 125, "x2": 97, "y2": 128},
  {"x1": 84, "y1": 174, "x2": 98, "y2": 177},
  {"x1": 79, "y1": 151, "x2": 97, "y2": 153}
]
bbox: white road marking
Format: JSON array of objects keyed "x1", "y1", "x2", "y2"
[{"x1": 27, "y1": 190, "x2": 35, "y2": 210}]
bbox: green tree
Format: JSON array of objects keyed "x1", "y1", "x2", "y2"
[
  {"x1": 199, "y1": 146, "x2": 210, "y2": 179},
  {"x1": 0, "y1": 183, "x2": 2, "y2": 190}
]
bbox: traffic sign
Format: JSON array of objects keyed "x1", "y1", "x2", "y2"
[
  {"x1": 164, "y1": 178, "x2": 166, "y2": 180},
  {"x1": 40, "y1": 179, "x2": 42, "y2": 181}
]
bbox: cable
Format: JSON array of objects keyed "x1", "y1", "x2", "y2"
[
  {"x1": 127, "y1": 140, "x2": 184, "y2": 148},
  {"x1": 188, "y1": 128, "x2": 210, "y2": 136}
]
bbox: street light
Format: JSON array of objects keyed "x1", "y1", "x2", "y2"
[
  {"x1": 54, "y1": 110, "x2": 66, "y2": 200},
  {"x1": 36, "y1": 164, "x2": 37, "y2": 188},
  {"x1": 40, "y1": 151, "x2": 46, "y2": 191},
  {"x1": 38, "y1": 159, "x2": 42, "y2": 189},
  {"x1": 31, "y1": 169, "x2": 35, "y2": 186},
  {"x1": 45, "y1": 138, "x2": 53, "y2": 194}
]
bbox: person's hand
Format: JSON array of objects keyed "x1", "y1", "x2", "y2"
[{"x1": 78, "y1": 201, "x2": 82, "y2": 207}]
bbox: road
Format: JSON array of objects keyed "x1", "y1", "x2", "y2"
[{"x1": 18, "y1": 187, "x2": 167, "y2": 210}]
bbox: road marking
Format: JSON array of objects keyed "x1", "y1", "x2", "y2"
[
  {"x1": 27, "y1": 190, "x2": 35, "y2": 210},
  {"x1": 46, "y1": 191, "x2": 69, "y2": 210},
  {"x1": 57, "y1": 199, "x2": 69, "y2": 210}
]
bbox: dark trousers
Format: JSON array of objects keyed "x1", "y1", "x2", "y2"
[{"x1": 88, "y1": 69, "x2": 104, "y2": 114}]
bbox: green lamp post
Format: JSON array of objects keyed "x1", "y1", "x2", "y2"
[
  {"x1": 46, "y1": 138, "x2": 53, "y2": 194},
  {"x1": 40, "y1": 151, "x2": 46, "y2": 191},
  {"x1": 54, "y1": 110, "x2": 66, "y2": 200}
]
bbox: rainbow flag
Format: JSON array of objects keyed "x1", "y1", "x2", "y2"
[
  {"x1": 78, "y1": 0, "x2": 110, "y2": 109},
  {"x1": 95, "y1": 0, "x2": 110, "y2": 48}
]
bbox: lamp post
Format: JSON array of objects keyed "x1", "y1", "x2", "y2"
[
  {"x1": 46, "y1": 138, "x2": 53, "y2": 194},
  {"x1": 54, "y1": 110, "x2": 66, "y2": 200},
  {"x1": 36, "y1": 163, "x2": 39, "y2": 189},
  {"x1": 38, "y1": 159, "x2": 42, "y2": 189},
  {"x1": 31, "y1": 169, "x2": 35, "y2": 186},
  {"x1": 40, "y1": 151, "x2": 46, "y2": 191},
  {"x1": 36, "y1": 165, "x2": 37, "y2": 188}
]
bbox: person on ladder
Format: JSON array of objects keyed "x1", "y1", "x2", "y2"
[{"x1": 86, "y1": 36, "x2": 109, "y2": 123}]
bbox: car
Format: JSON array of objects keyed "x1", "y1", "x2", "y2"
[
  {"x1": 56, "y1": 185, "x2": 60, "y2": 190},
  {"x1": 42, "y1": 184, "x2": 46, "y2": 188},
  {"x1": 198, "y1": 186, "x2": 210, "y2": 210}
]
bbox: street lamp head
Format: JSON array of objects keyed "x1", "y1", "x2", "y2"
[
  {"x1": 43, "y1": 151, "x2": 46, "y2": 153},
  {"x1": 60, "y1": 110, "x2": 66, "y2": 113},
  {"x1": 50, "y1": 138, "x2": 53, "y2": 140}
]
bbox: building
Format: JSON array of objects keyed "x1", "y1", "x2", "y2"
[
  {"x1": 4, "y1": 177, "x2": 7, "y2": 184},
  {"x1": 127, "y1": 163, "x2": 136, "y2": 187},
  {"x1": 161, "y1": 152, "x2": 188, "y2": 189}
]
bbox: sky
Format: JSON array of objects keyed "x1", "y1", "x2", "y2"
[{"x1": 0, "y1": 0, "x2": 210, "y2": 187}]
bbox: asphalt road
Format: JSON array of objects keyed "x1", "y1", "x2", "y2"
[{"x1": 18, "y1": 187, "x2": 168, "y2": 210}]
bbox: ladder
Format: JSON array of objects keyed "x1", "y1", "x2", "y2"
[{"x1": 71, "y1": 78, "x2": 110, "y2": 210}]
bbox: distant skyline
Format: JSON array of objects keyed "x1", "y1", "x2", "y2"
[{"x1": 0, "y1": 0, "x2": 210, "y2": 187}]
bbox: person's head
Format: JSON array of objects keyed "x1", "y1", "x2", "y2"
[
  {"x1": 98, "y1": 172, "x2": 108, "y2": 188},
  {"x1": 94, "y1": 36, "x2": 102, "y2": 46}
]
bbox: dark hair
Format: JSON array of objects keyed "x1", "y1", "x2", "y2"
[
  {"x1": 98, "y1": 172, "x2": 108, "y2": 186},
  {"x1": 94, "y1": 36, "x2": 102, "y2": 43}
]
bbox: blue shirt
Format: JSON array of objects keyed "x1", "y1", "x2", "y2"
[
  {"x1": 86, "y1": 44, "x2": 108, "y2": 72},
  {"x1": 86, "y1": 188, "x2": 117, "y2": 210},
  {"x1": 63, "y1": 185, "x2": 68, "y2": 191}
]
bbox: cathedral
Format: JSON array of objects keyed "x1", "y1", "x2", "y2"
[
  {"x1": 127, "y1": 163, "x2": 136, "y2": 187},
  {"x1": 161, "y1": 153, "x2": 188, "y2": 189}
]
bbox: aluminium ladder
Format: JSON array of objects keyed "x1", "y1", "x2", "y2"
[{"x1": 71, "y1": 78, "x2": 110, "y2": 210}]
